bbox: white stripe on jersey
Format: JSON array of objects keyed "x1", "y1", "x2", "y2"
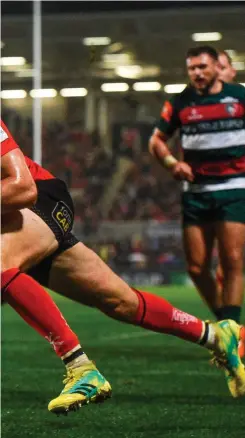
[
  {"x1": 183, "y1": 176, "x2": 245, "y2": 193},
  {"x1": 182, "y1": 129, "x2": 245, "y2": 150},
  {"x1": 0, "y1": 126, "x2": 8, "y2": 143}
]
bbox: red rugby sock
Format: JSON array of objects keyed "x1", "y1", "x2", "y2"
[
  {"x1": 2, "y1": 268, "x2": 80, "y2": 357},
  {"x1": 133, "y1": 288, "x2": 204, "y2": 343}
]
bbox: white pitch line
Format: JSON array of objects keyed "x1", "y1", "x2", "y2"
[
  {"x1": 111, "y1": 369, "x2": 218, "y2": 377},
  {"x1": 134, "y1": 369, "x2": 217, "y2": 376},
  {"x1": 96, "y1": 331, "x2": 158, "y2": 342}
]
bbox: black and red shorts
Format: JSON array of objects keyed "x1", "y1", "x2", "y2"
[{"x1": 27, "y1": 178, "x2": 79, "y2": 287}]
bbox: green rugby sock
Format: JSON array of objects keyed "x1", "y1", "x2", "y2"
[
  {"x1": 219, "y1": 305, "x2": 241, "y2": 324},
  {"x1": 213, "y1": 308, "x2": 223, "y2": 321}
]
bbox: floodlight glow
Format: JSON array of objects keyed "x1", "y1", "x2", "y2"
[
  {"x1": 60, "y1": 88, "x2": 88, "y2": 97},
  {"x1": 133, "y1": 82, "x2": 161, "y2": 91},
  {"x1": 101, "y1": 82, "x2": 129, "y2": 92},
  {"x1": 192, "y1": 32, "x2": 222, "y2": 42},
  {"x1": 83, "y1": 37, "x2": 111, "y2": 46},
  {"x1": 164, "y1": 84, "x2": 186, "y2": 94},
  {"x1": 1, "y1": 89, "x2": 27, "y2": 99},
  {"x1": 30, "y1": 89, "x2": 57, "y2": 98},
  {"x1": 1, "y1": 57, "x2": 26, "y2": 66},
  {"x1": 116, "y1": 65, "x2": 142, "y2": 79}
]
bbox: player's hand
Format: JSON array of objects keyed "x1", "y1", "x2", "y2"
[{"x1": 171, "y1": 161, "x2": 194, "y2": 182}]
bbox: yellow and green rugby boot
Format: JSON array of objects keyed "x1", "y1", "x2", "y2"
[
  {"x1": 48, "y1": 361, "x2": 112, "y2": 415},
  {"x1": 210, "y1": 319, "x2": 245, "y2": 398}
]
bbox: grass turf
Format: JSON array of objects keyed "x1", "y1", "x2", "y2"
[{"x1": 2, "y1": 286, "x2": 245, "y2": 438}]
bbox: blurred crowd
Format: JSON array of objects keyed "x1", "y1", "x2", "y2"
[
  {"x1": 108, "y1": 154, "x2": 180, "y2": 221},
  {"x1": 89, "y1": 233, "x2": 185, "y2": 272},
  {"x1": 2, "y1": 108, "x2": 185, "y2": 271},
  {"x1": 2, "y1": 107, "x2": 181, "y2": 231},
  {"x1": 4, "y1": 107, "x2": 243, "y2": 273}
]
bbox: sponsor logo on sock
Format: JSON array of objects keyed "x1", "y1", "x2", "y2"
[
  {"x1": 45, "y1": 332, "x2": 64, "y2": 352},
  {"x1": 172, "y1": 309, "x2": 198, "y2": 325}
]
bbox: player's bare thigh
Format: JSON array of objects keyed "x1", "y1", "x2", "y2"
[
  {"x1": 1, "y1": 209, "x2": 58, "y2": 272},
  {"x1": 183, "y1": 223, "x2": 215, "y2": 270},
  {"x1": 215, "y1": 221, "x2": 245, "y2": 269},
  {"x1": 48, "y1": 242, "x2": 138, "y2": 320}
]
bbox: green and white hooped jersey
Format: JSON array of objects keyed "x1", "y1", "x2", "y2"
[{"x1": 157, "y1": 82, "x2": 245, "y2": 193}]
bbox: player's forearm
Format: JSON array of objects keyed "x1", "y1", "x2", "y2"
[
  {"x1": 149, "y1": 133, "x2": 178, "y2": 170},
  {"x1": 1, "y1": 177, "x2": 37, "y2": 213}
]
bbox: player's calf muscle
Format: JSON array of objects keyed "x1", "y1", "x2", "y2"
[
  {"x1": 50, "y1": 246, "x2": 138, "y2": 319},
  {"x1": 95, "y1": 287, "x2": 138, "y2": 321}
]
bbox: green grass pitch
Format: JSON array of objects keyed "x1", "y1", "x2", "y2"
[{"x1": 2, "y1": 286, "x2": 245, "y2": 438}]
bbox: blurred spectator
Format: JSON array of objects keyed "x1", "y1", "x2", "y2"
[
  {"x1": 3, "y1": 105, "x2": 240, "y2": 273},
  {"x1": 128, "y1": 236, "x2": 148, "y2": 269},
  {"x1": 2, "y1": 107, "x2": 181, "y2": 226}
]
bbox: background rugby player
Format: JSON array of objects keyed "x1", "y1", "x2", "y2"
[{"x1": 149, "y1": 46, "x2": 245, "y2": 355}]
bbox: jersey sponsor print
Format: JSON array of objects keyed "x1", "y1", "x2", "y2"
[{"x1": 157, "y1": 83, "x2": 245, "y2": 192}]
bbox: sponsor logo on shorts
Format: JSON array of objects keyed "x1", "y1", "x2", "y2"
[{"x1": 52, "y1": 201, "x2": 73, "y2": 234}]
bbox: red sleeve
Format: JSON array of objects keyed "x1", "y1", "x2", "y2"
[{"x1": 0, "y1": 120, "x2": 19, "y2": 157}]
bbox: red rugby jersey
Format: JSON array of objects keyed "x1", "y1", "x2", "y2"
[{"x1": 1, "y1": 119, "x2": 54, "y2": 181}]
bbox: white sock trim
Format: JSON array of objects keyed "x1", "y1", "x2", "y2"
[{"x1": 61, "y1": 344, "x2": 82, "y2": 360}]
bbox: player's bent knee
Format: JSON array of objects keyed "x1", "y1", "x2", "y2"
[
  {"x1": 187, "y1": 264, "x2": 210, "y2": 278},
  {"x1": 1, "y1": 209, "x2": 59, "y2": 272},
  {"x1": 221, "y1": 251, "x2": 243, "y2": 271},
  {"x1": 1, "y1": 255, "x2": 21, "y2": 273}
]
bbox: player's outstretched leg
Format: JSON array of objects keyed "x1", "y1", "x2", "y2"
[
  {"x1": 133, "y1": 289, "x2": 245, "y2": 397},
  {"x1": 33, "y1": 242, "x2": 244, "y2": 398},
  {"x1": 1, "y1": 268, "x2": 111, "y2": 414}
]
